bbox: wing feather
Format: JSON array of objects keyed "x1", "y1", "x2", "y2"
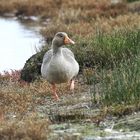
[
  {"x1": 62, "y1": 48, "x2": 75, "y2": 58},
  {"x1": 42, "y1": 49, "x2": 53, "y2": 64}
]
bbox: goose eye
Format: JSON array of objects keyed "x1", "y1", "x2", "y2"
[{"x1": 59, "y1": 34, "x2": 63, "y2": 38}]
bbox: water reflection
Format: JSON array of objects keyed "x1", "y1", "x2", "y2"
[{"x1": 0, "y1": 18, "x2": 42, "y2": 73}]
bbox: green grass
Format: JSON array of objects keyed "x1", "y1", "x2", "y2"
[
  {"x1": 100, "y1": 57, "x2": 140, "y2": 106},
  {"x1": 73, "y1": 29, "x2": 140, "y2": 69},
  {"x1": 80, "y1": 29, "x2": 140, "y2": 108},
  {"x1": 127, "y1": 0, "x2": 140, "y2": 2}
]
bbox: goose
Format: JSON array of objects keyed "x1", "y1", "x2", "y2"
[{"x1": 41, "y1": 32, "x2": 79, "y2": 100}]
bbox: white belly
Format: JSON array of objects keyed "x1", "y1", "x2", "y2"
[{"x1": 41, "y1": 56, "x2": 79, "y2": 84}]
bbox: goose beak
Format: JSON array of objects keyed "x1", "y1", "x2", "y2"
[{"x1": 64, "y1": 36, "x2": 75, "y2": 45}]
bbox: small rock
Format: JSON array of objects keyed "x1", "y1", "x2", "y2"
[{"x1": 20, "y1": 45, "x2": 49, "y2": 82}]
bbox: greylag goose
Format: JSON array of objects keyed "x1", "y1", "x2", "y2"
[{"x1": 41, "y1": 32, "x2": 79, "y2": 100}]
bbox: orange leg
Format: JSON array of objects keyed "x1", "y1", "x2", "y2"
[
  {"x1": 52, "y1": 84, "x2": 59, "y2": 100},
  {"x1": 70, "y1": 80, "x2": 75, "y2": 90}
]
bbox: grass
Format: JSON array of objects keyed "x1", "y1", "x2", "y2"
[
  {"x1": 40, "y1": 12, "x2": 140, "y2": 44},
  {"x1": 72, "y1": 29, "x2": 140, "y2": 69},
  {"x1": 0, "y1": 0, "x2": 127, "y2": 18},
  {"x1": 0, "y1": 116, "x2": 50, "y2": 140},
  {"x1": 100, "y1": 56, "x2": 140, "y2": 105},
  {"x1": 127, "y1": 0, "x2": 139, "y2": 2},
  {"x1": 1, "y1": 28, "x2": 139, "y2": 112},
  {"x1": 0, "y1": 29, "x2": 140, "y2": 139},
  {"x1": 76, "y1": 29, "x2": 140, "y2": 118},
  {"x1": 0, "y1": 0, "x2": 140, "y2": 139},
  {"x1": 81, "y1": 29, "x2": 140, "y2": 107},
  {"x1": 1, "y1": 0, "x2": 139, "y2": 39}
]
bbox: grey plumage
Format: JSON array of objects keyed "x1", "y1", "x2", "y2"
[{"x1": 41, "y1": 32, "x2": 79, "y2": 84}]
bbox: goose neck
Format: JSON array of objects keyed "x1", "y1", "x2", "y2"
[{"x1": 52, "y1": 45, "x2": 62, "y2": 55}]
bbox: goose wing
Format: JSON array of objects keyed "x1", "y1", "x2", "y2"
[
  {"x1": 62, "y1": 48, "x2": 75, "y2": 58},
  {"x1": 42, "y1": 49, "x2": 53, "y2": 64}
]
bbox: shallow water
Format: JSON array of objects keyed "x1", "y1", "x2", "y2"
[{"x1": 0, "y1": 17, "x2": 42, "y2": 73}]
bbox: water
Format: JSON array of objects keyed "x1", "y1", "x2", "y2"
[{"x1": 0, "y1": 17, "x2": 42, "y2": 73}]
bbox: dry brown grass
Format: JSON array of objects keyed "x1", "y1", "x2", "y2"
[
  {"x1": 0, "y1": 71, "x2": 92, "y2": 140},
  {"x1": 0, "y1": 71, "x2": 88, "y2": 119},
  {"x1": 1, "y1": 0, "x2": 139, "y2": 39},
  {"x1": 41, "y1": 12, "x2": 140, "y2": 40},
  {"x1": 0, "y1": 0, "x2": 57, "y2": 16},
  {"x1": 0, "y1": 115, "x2": 50, "y2": 140},
  {"x1": 0, "y1": 72, "x2": 59, "y2": 139},
  {"x1": 0, "y1": 0, "x2": 128, "y2": 18},
  {"x1": 0, "y1": 75, "x2": 51, "y2": 139}
]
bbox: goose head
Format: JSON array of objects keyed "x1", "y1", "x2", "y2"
[{"x1": 52, "y1": 32, "x2": 75, "y2": 47}]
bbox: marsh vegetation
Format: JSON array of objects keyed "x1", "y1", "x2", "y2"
[{"x1": 0, "y1": 0, "x2": 140, "y2": 139}]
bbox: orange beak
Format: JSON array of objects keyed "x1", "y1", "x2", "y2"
[{"x1": 64, "y1": 36, "x2": 75, "y2": 45}]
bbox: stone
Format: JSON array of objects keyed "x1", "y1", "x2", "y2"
[{"x1": 20, "y1": 45, "x2": 49, "y2": 82}]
